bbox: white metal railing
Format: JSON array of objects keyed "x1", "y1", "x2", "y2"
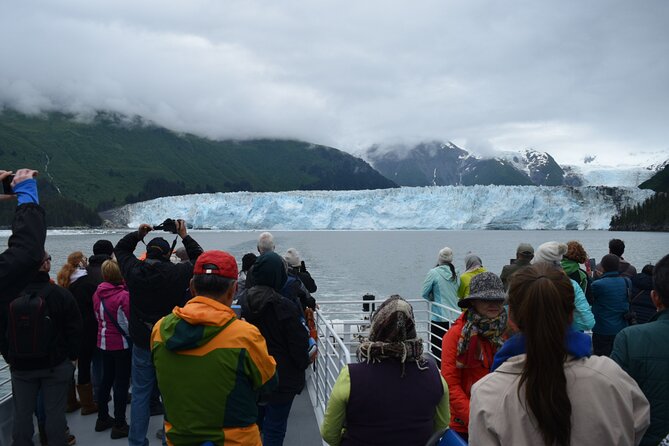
[
  {"x1": 0, "y1": 361, "x2": 10, "y2": 405},
  {"x1": 306, "y1": 296, "x2": 461, "y2": 426}
]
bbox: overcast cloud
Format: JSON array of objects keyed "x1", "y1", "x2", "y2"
[{"x1": 1, "y1": 0, "x2": 668, "y2": 165}]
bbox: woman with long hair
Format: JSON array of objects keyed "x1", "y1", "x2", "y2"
[
  {"x1": 321, "y1": 295, "x2": 450, "y2": 446},
  {"x1": 440, "y1": 272, "x2": 507, "y2": 439},
  {"x1": 57, "y1": 251, "x2": 88, "y2": 289},
  {"x1": 421, "y1": 247, "x2": 460, "y2": 367},
  {"x1": 469, "y1": 263, "x2": 650, "y2": 445},
  {"x1": 56, "y1": 251, "x2": 92, "y2": 414}
]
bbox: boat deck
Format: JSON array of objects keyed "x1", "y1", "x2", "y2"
[{"x1": 63, "y1": 389, "x2": 322, "y2": 445}]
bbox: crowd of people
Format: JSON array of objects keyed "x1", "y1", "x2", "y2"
[
  {"x1": 411, "y1": 240, "x2": 667, "y2": 446},
  {"x1": 0, "y1": 168, "x2": 667, "y2": 446}
]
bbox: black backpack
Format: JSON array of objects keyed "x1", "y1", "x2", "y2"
[{"x1": 7, "y1": 284, "x2": 54, "y2": 360}]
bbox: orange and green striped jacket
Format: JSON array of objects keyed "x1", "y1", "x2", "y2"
[{"x1": 151, "y1": 296, "x2": 278, "y2": 446}]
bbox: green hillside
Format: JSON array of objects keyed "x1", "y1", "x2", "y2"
[{"x1": 0, "y1": 111, "x2": 396, "y2": 223}]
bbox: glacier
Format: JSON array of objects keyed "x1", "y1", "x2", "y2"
[{"x1": 107, "y1": 185, "x2": 654, "y2": 231}]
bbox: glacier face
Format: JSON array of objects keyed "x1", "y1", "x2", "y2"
[{"x1": 110, "y1": 185, "x2": 654, "y2": 230}]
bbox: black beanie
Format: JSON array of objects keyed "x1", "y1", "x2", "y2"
[
  {"x1": 146, "y1": 237, "x2": 171, "y2": 259},
  {"x1": 253, "y1": 252, "x2": 287, "y2": 292},
  {"x1": 93, "y1": 239, "x2": 114, "y2": 256},
  {"x1": 241, "y1": 253, "x2": 257, "y2": 273}
]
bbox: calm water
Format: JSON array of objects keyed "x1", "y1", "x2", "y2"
[{"x1": 2, "y1": 229, "x2": 667, "y2": 302}]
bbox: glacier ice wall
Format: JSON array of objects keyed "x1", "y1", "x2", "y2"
[{"x1": 110, "y1": 185, "x2": 654, "y2": 230}]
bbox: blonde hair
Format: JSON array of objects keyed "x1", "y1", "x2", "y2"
[
  {"x1": 101, "y1": 260, "x2": 123, "y2": 285},
  {"x1": 57, "y1": 251, "x2": 85, "y2": 288}
]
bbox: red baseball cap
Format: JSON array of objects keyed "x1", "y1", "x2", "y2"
[{"x1": 193, "y1": 250, "x2": 238, "y2": 279}]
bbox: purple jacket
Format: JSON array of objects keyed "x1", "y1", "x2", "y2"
[{"x1": 93, "y1": 282, "x2": 130, "y2": 351}]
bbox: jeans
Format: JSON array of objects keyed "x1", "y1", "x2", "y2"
[
  {"x1": 129, "y1": 346, "x2": 155, "y2": 446},
  {"x1": 11, "y1": 360, "x2": 74, "y2": 446},
  {"x1": 98, "y1": 348, "x2": 131, "y2": 422},
  {"x1": 258, "y1": 397, "x2": 295, "y2": 446}
]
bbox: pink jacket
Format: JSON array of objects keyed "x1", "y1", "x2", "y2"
[{"x1": 93, "y1": 282, "x2": 131, "y2": 351}]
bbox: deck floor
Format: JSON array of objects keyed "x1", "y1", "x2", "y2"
[{"x1": 58, "y1": 390, "x2": 322, "y2": 446}]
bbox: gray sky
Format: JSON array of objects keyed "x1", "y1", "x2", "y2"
[{"x1": 1, "y1": 0, "x2": 668, "y2": 165}]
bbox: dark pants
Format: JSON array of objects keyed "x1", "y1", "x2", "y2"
[
  {"x1": 430, "y1": 321, "x2": 450, "y2": 368},
  {"x1": 98, "y1": 348, "x2": 132, "y2": 422},
  {"x1": 78, "y1": 342, "x2": 95, "y2": 385},
  {"x1": 258, "y1": 397, "x2": 295, "y2": 446},
  {"x1": 592, "y1": 333, "x2": 616, "y2": 357},
  {"x1": 11, "y1": 360, "x2": 74, "y2": 446}
]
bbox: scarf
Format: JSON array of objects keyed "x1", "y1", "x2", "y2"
[
  {"x1": 490, "y1": 328, "x2": 592, "y2": 372},
  {"x1": 456, "y1": 309, "x2": 507, "y2": 369},
  {"x1": 70, "y1": 268, "x2": 87, "y2": 284},
  {"x1": 357, "y1": 296, "x2": 428, "y2": 376}
]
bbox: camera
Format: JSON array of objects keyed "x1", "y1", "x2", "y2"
[
  {"x1": 154, "y1": 218, "x2": 178, "y2": 234},
  {"x1": 2, "y1": 174, "x2": 15, "y2": 195}
]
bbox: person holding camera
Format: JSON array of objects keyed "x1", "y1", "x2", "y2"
[
  {"x1": 0, "y1": 169, "x2": 46, "y2": 306},
  {"x1": 113, "y1": 219, "x2": 203, "y2": 446}
]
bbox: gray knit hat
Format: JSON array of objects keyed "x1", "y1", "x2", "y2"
[
  {"x1": 438, "y1": 247, "x2": 454, "y2": 265},
  {"x1": 533, "y1": 241, "x2": 568, "y2": 265},
  {"x1": 458, "y1": 272, "x2": 506, "y2": 308}
]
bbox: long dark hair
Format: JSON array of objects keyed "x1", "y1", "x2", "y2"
[
  {"x1": 445, "y1": 262, "x2": 457, "y2": 282},
  {"x1": 507, "y1": 263, "x2": 575, "y2": 446}
]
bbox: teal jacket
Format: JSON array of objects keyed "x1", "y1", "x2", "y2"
[
  {"x1": 422, "y1": 265, "x2": 460, "y2": 322},
  {"x1": 571, "y1": 279, "x2": 595, "y2": 332},
  {"x1": 611, "y1": 309, "x2": 669, "y2": 446}
]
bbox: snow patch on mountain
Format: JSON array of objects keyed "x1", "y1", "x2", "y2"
[{"x1": 109, "y1": 185, "x2": 653, "y2": 231}]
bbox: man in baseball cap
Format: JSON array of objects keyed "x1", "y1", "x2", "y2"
[{"x1": 151, "y1": 250, "x2": 277, "y2": 446}]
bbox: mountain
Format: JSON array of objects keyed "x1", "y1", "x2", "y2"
[
  {"x1": 0, "y1": 110, "x2": 396, "y2": 219},
  {"x1": 639, "y1": 163, "x2": 669, "y2": 192},
  {"x1": 365, "y1": 141, "x2": 534, "y2": 186},
  {"x1": 106, "y1": 185, "x2": 652, "y2": 231},
  {"x1": 364, "y1": 142, "x2": 661, "y2": 188}
]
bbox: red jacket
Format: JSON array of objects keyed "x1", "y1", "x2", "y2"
[{"x1": 440, "y1": 312, "x2": 498, "y2": 434}]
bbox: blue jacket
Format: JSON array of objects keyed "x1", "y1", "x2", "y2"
[
  {"x1": 591, "y1": 272, "x2": 629, "y2": 335},
  {"x1": 421, "y1": 265, "x2": 460, "y2": 322},
  {"x1": 611, "y1": 310, "x2": 669, "y2": 446}
]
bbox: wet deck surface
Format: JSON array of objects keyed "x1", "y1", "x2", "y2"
[{"x1": 60, "y1": 390, "x2": 322, "y2": 445}]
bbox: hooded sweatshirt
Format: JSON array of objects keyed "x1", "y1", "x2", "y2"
[
  {"x1": 152, "y1": 296, "x2": 277, "y2": 446},
  {"x1": 421, "y1": 264, "x2": 460, "y2": 321},
  {"x1": 93, "y1": 281, "x2": 130, "y2": 351}
]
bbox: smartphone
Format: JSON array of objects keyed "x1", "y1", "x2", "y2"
[
  {"x1": 509, "y1": 259, "x2": 517, "y2": 265},
  {"x1": 2, "y1": 174, "x2": 15, "y2": 195},
  {"x1": 231, "y1": 304, "x2": 242, "y2": 318},
  {"x1": 589, "y1": 258, "x2": 596, "y2": 270}
]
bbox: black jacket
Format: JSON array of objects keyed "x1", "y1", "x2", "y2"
[
  {"x1": 69, "y1": 254, "x2": 110, "y2": 354},
  {"x1": 0, "y1": 203, "x2": 47, "y2": 307},
  {"x1": 0, "y1": 272, "x2": 82, "y2": 370},
  {"x1": 242, "y1": 285, "x2": 309, "y2": 401},
  {"x1": 290, "y1": 266, "x2": 317, "y2": 294},
  {"x1": 114, "y1": 231, "x2": 203, "y2": 350},
  {"x1": 630, "y1": 272, "x2": 656, "y2": 324}
]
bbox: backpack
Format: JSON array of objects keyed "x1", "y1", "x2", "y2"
[{"x1": 7, "y1": 284, "x2": 54, "y2": 360}]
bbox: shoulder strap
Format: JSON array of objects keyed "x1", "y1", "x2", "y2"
[{"x1": 100, "y1": 299, "x2": 131, "y2": 344}]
